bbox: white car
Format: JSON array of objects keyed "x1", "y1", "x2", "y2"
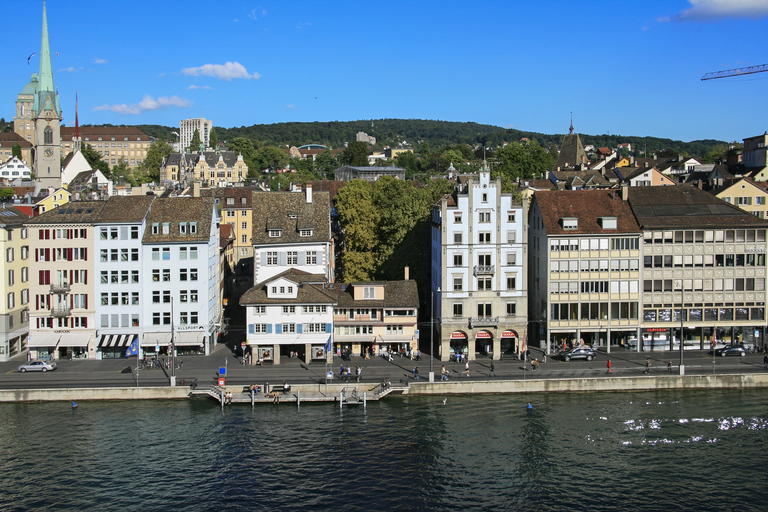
[{"x1": 17, "y1": 360, "x2": 57, "y2": 372}]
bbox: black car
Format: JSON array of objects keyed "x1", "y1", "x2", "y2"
[
  {"x1": 713, "y1": 345, "x2": 747, "y2": 357},
  {"x1": 559, "y1": 347, "x2": 597, "y2": 362}
]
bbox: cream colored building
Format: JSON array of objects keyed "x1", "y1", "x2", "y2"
[
  {"x1": 36, "y1": 188, "x2": 71, "y2": 215},
  {"x1": 160, "y1": 151, "x2": 248, "y2": 187},
  {"x1": 716, "y1": 178, "x2": 768, "y2": 219},
  {"x1": 0, "y1": 208, "x2": 32, "y2": 362},
  {"x1": 61, "y1": 127, "x2": 150, "y2": 168}
]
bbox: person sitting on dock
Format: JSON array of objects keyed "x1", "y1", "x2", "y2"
[
  {"x1": 440, "y1": 365, "x2": 449, "y2": 381},
  {"x1": 282, "y1": 382, "x2": 291, "y2": 393}
]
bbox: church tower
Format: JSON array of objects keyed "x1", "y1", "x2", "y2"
[{"x1": 32, "y1": 0, "x2": 62, "y2": 189}]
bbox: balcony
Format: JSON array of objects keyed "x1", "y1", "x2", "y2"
[
  {"x1": 50, "y1": 282, "x2": 70, "y2": 294},
  {"x1": 51, "y1": 306, "x2": 71, "y2": 318},
  {"x1": 470, "y1": 316, "x2": 499, "y2": 327},
  {"x1": 474, "y1": 265, "x2": 495, "y2": 275}
]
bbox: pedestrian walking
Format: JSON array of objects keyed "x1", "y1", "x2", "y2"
[
  {"x1": 645, "y1": 358, "x2": 652, "y2": 374},
  {"x1": 355, "y1": 365, "x2": 362, "y2": 382},
  {"x1": 464, "y1": 361, "x2": 470, "y2": 376},
  {"x1": 764, "y1": 354, "x2": 768, "y2": 368},
  {"x1": 667, "y1": 361, "x2": 673, "y2": 373},
  {"x1": 413, "y1": 367, "x2": 420, "y2": 380},
  {"x1": 606, "y1": 359, "x2": 612, "y2": 373},
  {"x1": 490, "y1": 362, "x2": 496, "y2": 377},
  {"x1": 531, "y1": 358, "x2": 539, "y2": 371}
]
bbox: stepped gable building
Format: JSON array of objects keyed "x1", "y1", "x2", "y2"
[
  {"x1": 61, "y1": 126, "x2": 150, "y2": 168},
  {"x1": 328, "y1": 278, "x2": 419, "y2": 359},
  {"x1": 554, "y1": 119, "x2": 589, "y2": 170},
  {"x1": 160, "y1": 151, "x2": 248, "y2": 187},
  {"x1": 14, "y1": 1, "x2": 62, "y2": 189},
  {"x1": 26, "y1": 201, "x2": 106, "y2": 360},
  {"x1": 528, "y1": 188, "x2": 642, "y2": 352},
  {"x1": 0, "y1": 206, "x2": 32, "y2": 362},
  {"x1": 240, "y1": 269, "x2": 336, "y2": 365},
  {"x1": 628, "y1": 185, "x2": 768, "y2": 354},
  {"x1": 251, "y1": 185, "x2": 333, "y2": 284},
  {"x1": 431, "y1": 166, "x2": 528, "y2": 362}
]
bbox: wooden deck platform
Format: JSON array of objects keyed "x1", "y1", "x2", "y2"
[{"x1": 190, "y1": 383, "x2": 405, "y2": 406}]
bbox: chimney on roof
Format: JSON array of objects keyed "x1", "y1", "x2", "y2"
[
  {"x1": 306, "y1": 183, "x2": 313, "y2": 204},
  {"x1": 193, "y1": 182, "x2": 200, "y2": 197},
  {"x1": 621, "y1": 183, "x2": 629, "y2": 202},
  {"x1": 404, "y1": 266, "x2": 410, "y2": 280}
]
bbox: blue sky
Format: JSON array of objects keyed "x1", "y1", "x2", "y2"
[{"x1": 4, "y1": 0, "x2": 768, "y2": 143}]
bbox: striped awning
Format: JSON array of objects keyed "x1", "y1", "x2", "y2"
[{"x1": 98, "y1": 334, "x2": 135, "y2": 348}]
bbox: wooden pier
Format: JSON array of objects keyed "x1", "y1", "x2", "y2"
[{"x1": 189, "y1": 382, "x2": 405, "y2": 407}]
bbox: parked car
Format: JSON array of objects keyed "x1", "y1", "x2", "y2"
[
  {"x1": 712, "y1": 345, "x2": 747, "y2": 357},
  {"x1": 17, "y1": 360, "x2": 57, "y2": 372},
  {"x1": 559, "y1": 347, "x2": 597, "y2": 362}
]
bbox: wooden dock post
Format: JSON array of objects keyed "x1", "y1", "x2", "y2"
[
  {"x1": 297, "y1": 390, "x2": 301, "y2": 408},
  {"x1": 363, "y1": 392, "x2": 367, "y2": 409}
]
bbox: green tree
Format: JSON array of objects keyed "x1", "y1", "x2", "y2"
[
  {"x1": 11, "y1": 143, "x2": 22, "y2": 160},
  {"x1": 494, "y1": 140, "x2": 555, "y2": 180},
  {"x1": 340, "y1": 141, "x2": 369, "y2": 167},
  {"x1": 188, "y1": 129, "x2": 202, "y2": 153},
  {"x1": 393, "y1": 151, "x2": 420, "y2": 179},
  {"x1": 139, "y1": 139, "x2": 173, "y2": 183},
  {"x1": 111, "y1": 158, "x2": 132, "y2": 184},
  {"x1": 228, "y1": 137, "x2": 258, "y2": 175},
  {"x1": 334, "y1": 180, "x2": 379, "y2": 281},
  {"x1": 314, "y1": 149, "x2": 338, "y2": 178},
  {"x1": 209, "y1": 128, "x2": 218, "y2": 150},
  {"x1": 254, "y1": 146, "x2": 288, "y2": 172},
  {"x1": 701, "y1": 144, "x2": 728, "y2": 164},
  {"x1": 80, "y1": 143, "x2": 111, "y2": 177},
  {"x1": 0, "y1": 188, "x2": 13, "y2": 202}
]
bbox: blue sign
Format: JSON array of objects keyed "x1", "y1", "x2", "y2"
[{"x1": 219, "y1": 367, "x2": 226, "y2": 376}]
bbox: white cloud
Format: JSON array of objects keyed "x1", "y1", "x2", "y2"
[
  {"x1": 181, "y1": 61, "x2": 260, "y2": 81},
  {"x1": 233, "y1": 18, "x2": 239, "y2": 22},
  {"x1": 93, "y1": 58, "x2": 107, "y2": 64},
  {"x1": 287, "y1": 104, "x2": 295, "y2": 108},
  {"x1": 59, "y1": 66, "x2": 83, "y2": 72},
  {"x1": 187, "y1": 85, "x2": 213, "y2": 90},
  {"x1": 94, "y1": 94, "x2": 191, "y2": 115},
  {"x1": 666, "y1": 0, "x2": 768, "y2": 22}
]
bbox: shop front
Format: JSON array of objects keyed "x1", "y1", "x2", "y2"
[
  {"x1": 500, "y1": 330, "x2": 519, "y2": 358},
  {"x1": 174, "y1": 331, "x2": 207, "y2": 356},
  {"x1": 142, "y1": 332, "x2": 173, "y2": 357},
  {"x1": 27, "y1": 333, "x2": 61, "y2": 361},
  {"x1": 57, "y1": 333, "x2": 91, "y2": 359},
  {"x1": 476, "y1": 330, "x2": 493, "y2": 356},
  {"x1": 98, "y1": 334, "x2": 135, "y2": 359},
  {"x1": 448, "y1": 331, "x2": 468, "y2": 361}
]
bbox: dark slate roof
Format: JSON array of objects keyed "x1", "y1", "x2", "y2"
[
  {"x1": 327, "y1": 280, "x2": 419, "y2": 309},
  {"x1": 183, "y1": 151, "x2": 242, "y2": 167},
  {"x1": 61, "y1": 126, "x2": 149, "y2": 141},
  {"x1": 627, "y1": 185, "x2": 768, "y2": 229},
  {"x1": 0, "y1": 133, "x2": 32, "y2": 148},
  {"x1": 26, "y1": 201, "x2": 106, "y2": 225},
  {"x1": 251, "y1": 190, "x2": 331, "y2": 245},
  {"x1": 240, "y1": 269, "x2": 336, "y2": 306},
  {"x1": 69, "y1": 170, "x2": 99, "y2": 187},
  {"x1": 142, "y1": 197, "x2": 216, "y2": 244},
  {"x1": 305, "y1": 180, "x2": 346, "y2": 201},
  {"x1": 620, "y1": 166, "x2": 656, "y2": 181},
  {"x1": 0, "y1": 205, "x2": 31, "y2": 226},
  {"x1": 555, "y1": 132, "x2": 588, "y2": 169},
  {"x1": 97, "y1": 195, "x2": 154, "y2": 224},
  {"x1": 533, "y1": 189, "x2": 641, "y2": 235},
  {"x1": 200, "y1": 186, "x2": 255, "y2": 207}
]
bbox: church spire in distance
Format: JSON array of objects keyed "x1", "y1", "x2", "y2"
[{"x1": 38, "y1": 0, "x2": 56, "y2": 96}]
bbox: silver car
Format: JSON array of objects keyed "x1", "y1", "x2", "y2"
[{"x1": 17, "y1": 360, "x2": 57, "y2": 372}]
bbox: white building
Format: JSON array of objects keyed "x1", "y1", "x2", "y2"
[
  {"x1": 251, "y1": 185, "x2": 333, "y2": 284},
  {"x1": 240, "y1": 269, "x2": 335, "y2": 365},
  {"x1": 0, "y1": 156, "x2": 32, "y2": 182},
  {"x1": 141, "y1": 197, "x2": 220, "y2": 356},
  {"x1": 431, "y1": 167, "x2": 528, "y2": 361},
  {"x1": 180, "y1": 118, "x2": 213, "y2": 152},
  {"x1": 94, "y1": 195, "x2": 154, "y2": 358}
]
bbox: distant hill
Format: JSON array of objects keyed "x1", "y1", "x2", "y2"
[{"x1": 107, "y1": 119, "x2": 726, "y2": 159}]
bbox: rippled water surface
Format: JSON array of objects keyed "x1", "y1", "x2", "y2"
[{"x1": 1, "y1": 389, "x2": 767, "y2": 511}]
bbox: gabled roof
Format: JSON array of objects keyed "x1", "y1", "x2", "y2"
[
  {"x1": 251, "y1": 190, "x2": 331, "y2": 245},
  {"x1": 627, "y1": 185, "x2": 768, "y2": 229},
  {"x1": 328, "y1": 280, "x2": 419, "y2": 309},
  {"x1": 26, "y1": 201, "x2": 106, "y2": 225},
  {"x1": 97, "y1": 195, "x2": 154, "y2": 224},
  {"x1": 0, "y1": 133, "x2": 32, "y2": 149},
  {"x1": 0, "y1": 205, "x2": 31, "y2": 226},
  {"x1": 61, "y1": 126, "x2": 149, "y2": 141},
  {"x1": 142, "y1": 197, "x2": 216, "y2": 243},
  {"x1": 200, "y1": 186, "x2": 255, "y2": 207},
  {"x1": 533, "y1": 189, "x2": 641, "y2": 235},
  {"x1": 240, "y1": 268, "x2": 336, "y2": 305}
]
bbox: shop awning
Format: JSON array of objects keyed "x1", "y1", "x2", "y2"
[
  {"x1": 59, "y1": 334, "x2": 90, "y2": 347},
  {"x1": 98, "y1": 334, "x2": 133, "y2": 348},
  {"x1": 27, "y1": 333, "x2": 60, "y2": 348},
  {"x1": 175, "y1": 332, "x2": 205, "y2": 346},
  {"x1": 142, "y1": 332, "x2": 172, "y2": 347}
]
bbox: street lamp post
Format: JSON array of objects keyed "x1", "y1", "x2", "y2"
[
  {"x1": 679, "y1": 293, "x2": 685, "y2": 376},
  {"x1": 429, "y1": 288, "x2": 435, "y2": 383}
]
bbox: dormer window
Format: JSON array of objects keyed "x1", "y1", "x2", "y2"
[
  {"x1": 299, "y1": 229, "x2": 313, "y2": 237},
  {"x1": 227, "y1": 198, "x2": 235, "y2": 205},
  {"x1": 269, "y1": 229, "x2": 282, "y2": 238},
  {"x1": 190, "y1": 222, "x2": 198, "y2": 234},
  {"x1": 162, "y1": 222, "x2": 170, "y2": 235},
  {"x1": 600, "y1": 217, "x2": 617, "y2": 229},
  {"x1": 562, "y1": 217, "x2": 578, "y2": 230},
  {"x1": 179, "y1": 222, "x2": 188, "y2": 234},
  {"x1": 289, "y1": 214, "x2": 298, "y2": 219},
  {"x1": 151, "y1": 223, "x2": 159, "y2": 235},
  {"x1": 363, "y1": 286, "x2": 375, "y2": 299}
]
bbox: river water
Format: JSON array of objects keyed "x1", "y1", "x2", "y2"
[{"x1": 0, "y1": 389, "x2": 766, "y2": 511}]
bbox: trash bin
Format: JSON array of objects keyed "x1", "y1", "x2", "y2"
[{"x1": 218, "y1": 377, "x2": 226, "y2": 387}]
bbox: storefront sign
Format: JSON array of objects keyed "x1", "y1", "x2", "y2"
[
  {"x1": 644, "y1": 328, "x2": 667, "y2": 332},
  {"x1": 450, "y1": 332, "x2": 467, "y2": 339},
  {"x1": 476, "y1": 331, "x2": 492, "y2": 339},
  {"x1": 501, "y1": 331, "x2": 517, "y2": 338},
  {"x1": 177, "y1": 325, "x2": 206, "y2": 331}
]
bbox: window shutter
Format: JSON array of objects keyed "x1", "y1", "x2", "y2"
[
  {"x1": 45, "y1": 248, "x2": 50, "y2": 261},
  {"x1": 266, "y1": 324, "x2": 272, "y2": 334},
  {"x1": 84, "y1": 295, "x2": 88, "y2": 309},
  {"x1": 298, "y1": 251, "x2": 306, "y2": 265},
  {"x1": 35, "y1": 249, "x2": 38, "y2": 262},
  {"x1": 326, "y1": 323, "x2": 332, "y2": 333},
  {"x1": 68, "y1": 248, "x2": 73, "y2": 261},
  {"x1": 83, "y1": 271, "x2": 87, "y2": 285},
  {"x1": 278, "y1": 252, "x2": 286, "y2": 266},
  {"x1": 39, "y1": 270, "x2": 44, "y2": 285},
  {"x1": 36, "y1": 295, "x2": 39, "y2": 310},
  {"x1": 83, "y1": 317, "x2": 87, "y2": 328},
  {"x1": 248, "y1": 324, "x2": 255, "y2": 334},
  {"x1": 296, "y1": 324, "x2": 302, "y2": 334},
  {"x1": 276, "y1": 324, "x2": 282, "y2": 334}
]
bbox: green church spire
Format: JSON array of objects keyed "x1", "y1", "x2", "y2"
[{"x1": 35, "y1": 0, "x2": 60, "y2": 116}]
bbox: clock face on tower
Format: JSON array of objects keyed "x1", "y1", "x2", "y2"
[{"x1": 44, "y1": 148, "x2": 53, "y2": 157}]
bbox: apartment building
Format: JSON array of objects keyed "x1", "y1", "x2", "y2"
[
  {"x1": 160, "y1": 151, "x2": 248, "y2": 187},
  {"x1": 0, "y1": 208, "x2": 31, "y2": 362},
  {"x1": 251, "y1": 185, "x2": 333, "y2": 284},
  {"x1": 431, "y1": 168, "x2": 528, "y2": 361},
  {"x1": 94, "y1": 195, "x2": 154, "y2": 358},
  {"x1": 528, "y1": 188, "x2": 642, "y2": 353},
  {"x1": 201, "y1": 187, "x2": 254, "y2": 274},
  {"x1": 26, "y1": 202, "x2": 105, "y2": 360},
  {"x1": 715, "y1": 178, "x2": 768, "y2": 219},
  {"x1": 240, "y1": 269, "x2": 335, "y2": 365},
  {"x1": 180, "y1": 118, "x2": 213, "y2": 152}
]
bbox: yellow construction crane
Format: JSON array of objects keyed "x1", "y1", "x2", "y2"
[{"x1": 701, "y1": 64, "x2": 768, "y2": 80}]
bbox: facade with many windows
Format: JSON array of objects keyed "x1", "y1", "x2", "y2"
[
  {"x1": 201, "y1": 187, "x2": 254, "y2": 274},
  {"x1": 529, "y1": 188, "x2": 642, "y2": 353},
  {"x1": 0, "y1": 209, "x2": 31, "y2": 362},
  {"x1": 431, "y1": 168, "x2": 527, "y2": 361}
]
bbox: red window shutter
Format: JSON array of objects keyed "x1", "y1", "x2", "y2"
[
  {"x1": 38, "y1": 270, "x2": 44, "y2": 285},
  {"x1": 69, "y1": 270, "x2": 73, "y2": 284},
  {"x1": 70, "y1": 295, "x2": 74, "y2": 308},
  {"x1": 36, "y1": 295, "x2": 39, "y2": 310},
  {"x1": 84, "y1": 295, "x2": 88, "y2": 309},
  {"x1": 83, "y1": 316, "x2": 87, "y2": 328},
  {"x1": 45, "y1": 248, "x2": 50, "y2": 261},
  {"x1": 68, "y1": 248, "x2": 73, "y2": 261},
  {"x1": 35, "y1": 249, "x2": 38, "y2": 262},
  {"x1": 83, "y1": 271, "x2": 87, "y2": 285},
  {"x1": 83, "y1": 248, "x2": 87, "y2": 261}
]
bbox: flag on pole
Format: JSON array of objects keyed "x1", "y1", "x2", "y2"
[
  {"x1": 324, "y1": 335, "x2": 332, "y2": 353},
  {"x1": 27, "y1": 53, "x2": 35, "y2": 64},
  {"x1": 125, "y1": 336, "x2": 138, "y2": 357}
]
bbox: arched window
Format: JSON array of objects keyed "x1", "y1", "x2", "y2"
[{"x1": 44, "y1": 126, "x2": 53, "y2": 145}]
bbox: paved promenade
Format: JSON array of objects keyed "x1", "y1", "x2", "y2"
[{"x1": 1, "y1": 343, "x2": 766, "y2": 391}]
